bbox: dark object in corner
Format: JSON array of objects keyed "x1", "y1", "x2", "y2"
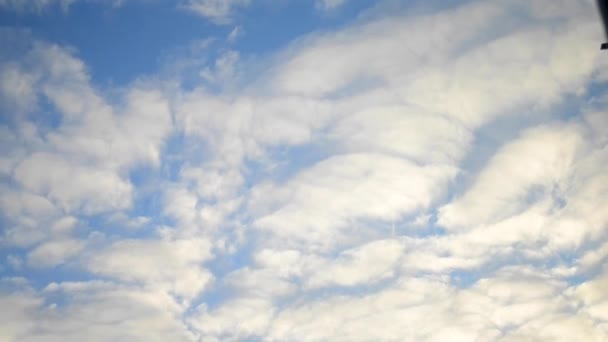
[{"x1": 599, "y1": 0, "x2": 608, "y2": 49}]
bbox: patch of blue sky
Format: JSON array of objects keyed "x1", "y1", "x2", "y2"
[
  {"x1": 478, "y1": 244, "x2": 591, "y2": 288},
  {"x1": 0, "y1": 25, "x2": 34, "y2": 57},
  {"x1": 29, "y1": 98, "x2": 64, "y2": 131},
  {"x1": 0, "y1": 88, "x2": 59, "y2": 130},
  {"x1": 553, "y1": 237, "x2": 608, "y2": 286},
  {"x1": 411, "y1": 209, "x2": 447, "y2": 237},
  {"x1": 567, "y1": 273, "x2": 598, "y2": 287},
  {"x1": 0, "y1": 167, "x2": 18, "y2": 188},
  {"x1": 449, "y1": 269, "x2": 481, "y2": 288},
  {"x1": 160, "y1": 132, "x2": 190, "y2": 182},
  {"x1": 190, "y1": 282, "x2": 236, "y2": 314},
  {"x1": 125, "y1": 188, "x2": 165, "y2": 230},
  {"x1": 235, "y1": 0, "x2": 376, "y2": 55},
  {"x1": 0, "y1": 0, "x2": 377, "y2": 88},
  {"x1": 588, "y1": 79, "x2": 608, "y2": 100},
  {"x1": 0, "y1": 248, "x2": 25, "y2": 276},
  {"x1": 192, "y1": 234, "x2": 259, "y2": 311},
  {"x1": 0, "y1": 1, "x2": 221, "y2": 86},
  {"x1": 162, "y1": 132, "x2": 213, "y2": 181},
  {"x1": 127, "y1": 161, "x2": 168, "y2": 224}
]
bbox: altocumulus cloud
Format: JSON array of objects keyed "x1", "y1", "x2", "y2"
[{"x1": 1, "y1": 0, "x2": 608, "y2": 341}]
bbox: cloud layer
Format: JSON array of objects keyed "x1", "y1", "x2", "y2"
[{"x1": 1, "y1": 0, "x2": 608, "y2": 341}]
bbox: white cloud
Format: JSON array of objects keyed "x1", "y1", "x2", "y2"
[
  {"x1": 14, "y1": 152, "x2": 133, "y2": 214},
  {"x1": 0, "y1": 40, "x2": 173, "y2": 251},
  {"x1": 50, "y1": 216, "x2": 78, "y2": 233},
  {"x1": 86, "y1": 238, "x2": 214, "y2": 301},
  {"x1": 27, "y1": 238, "x2": 85, "y2": 268},
  {"x1": 252, "y1": 153, "x2": 456, "y2": 251},
  {"x1": 2, "y1": 0, "x2": 608, "y2": 340},
  {"x1": 181, "y1": 163, "x2": 244, "y2": 200},
  {"x1": 0, "y1": 188, "x2": 63, "y2": 247},
  {"x1": 181, "y1": 0, "x2": 250, "y2": 24},
  {"x1": 164, "y1": 3, "x2": 607, "y2": 338},
  {"x1": 262, "y1": 268, "x2": 608, "y2": 341},
  {"x1": 0, "y1": 63, "x2": 38, "y2": 113},
  {"x1": 0, "y1": 289, "x2": 42, "y2": 341},
  {"x1": 438, "y1": 123, "x2": 584, "y2": 230},
  {"x1": 0, "y1": 280, "x2": 200, "y2": 341},
  {"x1": 271, "y1": 1, "x2": 504, "y2": 98},
  {"x1": 329, "y1": 104, "x2": 472, "y2": 164},
  {"x1": 272, "y1": 0, "x2": 600, "y2": 132},
  {"x1": 199, "y1": 50, "x2": 241, "y2": 87},
  {"x1": 190, "y1": 298, "x2": 275, "y2": 339}
]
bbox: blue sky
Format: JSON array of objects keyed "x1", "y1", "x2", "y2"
[
  {"x1": 1, "y1": 0, "x2": 608, "y2": 341},
  {"x1": 0, "y1": 0, "x2": 375, "y2": 85}
]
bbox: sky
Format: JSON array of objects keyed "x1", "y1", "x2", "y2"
[{"x1": 1, "y1": 0, "x2": 608, "y2": 341}]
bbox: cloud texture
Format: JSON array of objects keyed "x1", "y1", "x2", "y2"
[{"x1": 1, "y1": 0, "x2": 608, "y2": 340}]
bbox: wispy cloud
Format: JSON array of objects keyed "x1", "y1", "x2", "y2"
[
  {"x1": 315, "y1": 0, "x2": 348, "y2": 12},
  {"x1": 181, "y1": 0, "x2": 250, "y2": 24}
]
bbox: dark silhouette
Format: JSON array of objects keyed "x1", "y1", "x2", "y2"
[{"x1": 599, "y1": 0, "x2": 608, "y2": 49}]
